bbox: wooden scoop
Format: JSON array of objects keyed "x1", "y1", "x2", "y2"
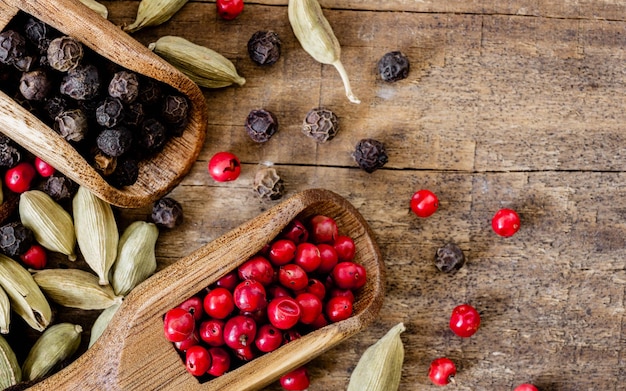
[
  {"x1": 0, "y1": 0, "x2": 208, "y2": 209},
  {"x1": 25, "y1": 188, "x2": 385, "y2": 391}
]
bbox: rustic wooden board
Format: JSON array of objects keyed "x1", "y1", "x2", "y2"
[{"x1": 4, "y1": 0, "x2": 626, "y2": 390}]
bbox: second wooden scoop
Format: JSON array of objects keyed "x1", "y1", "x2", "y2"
[{"x1": 27, "y1": 188, "x2": 385, "y2": 391}]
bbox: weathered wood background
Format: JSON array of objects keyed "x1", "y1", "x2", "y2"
[{"x1": 7, "y1": 0, "x2": 626, "y2": 390}]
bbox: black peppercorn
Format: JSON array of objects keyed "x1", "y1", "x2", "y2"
[
  {"x1": 137, "y1": 78, "x2": 162, "y2": 106},
  {"x1": 151, "y1": 197, "x2": 184, "y2": 229},
  {"x1": 43, "y1": 95, "x2": 69, "y2": 121},
  {"x1": 245, "y1": 109, "x2": 278, "y2": 143},
  {"x1": 123, "y1": 102, "x2": 145, "y2": 129},
  {"x1": 162, "y1": 95, "x2": 189, "y2": 125},
  {"x1": 95, "y1": 97, "x2": 125, "y2": 128},
  {"x1": 92, "y1": 150, "x2": 117, "y2": 176},
  {"x1": 19, "y1": 69, "x2": 52, "y2": 101},
  {"x1": 247, "y1": 31, "x2": 281, "y2": 66},
  {"x1": 377, "y1": 51, "x2": 410, "y2": 82},
  {"x1": 47, "y1": 36, "x2": 84, "y2": 72},
  {"x1": 42, "y1": 174, "x2": 77, "y2": 201},
  {"x1": 24, "y1": 17, "x2": 54, "y2": 54},
  {"x1": 253, "y1": 166, "x2": 284, "y2": 200},
  {"x1": 96, "y1": 127, "x2": 134, "y2": 157},
  {"x1": 353, "y1": 138, "x2": 388, "y2": 173},
  {"x1": 0, "y1": 134, "x2": 23, "y2": 168},
  {"x1": 60, "y1": 64, "x2": 101, "y2": 101},
  {"x1": 108, "y1": 70, "x2": 139, "y2": 104},
  {"x1": 302, "y1": 107, "x2": 339, "y2": 143},
  {"x1": 13, "y1": 54, "x2": 37, "y2": 72},
  {"x1": 434, "y1": 243, "x2": 465, "y2": 273},
  {"x1": 54, "y1": 108, "x2": 88, "y2": 142},
  {"x1": 108, "y1": 158, "x2": 139, "y2": 187},
  {"x1": 0, "y1": 221, "x2": 34, "y2": 257},
  {"x1": 0, "y1": 30, "x2": 27, "y2": 67},
  {"x1": 138, "y1": 118, "x2": 167, "y2": 154}
]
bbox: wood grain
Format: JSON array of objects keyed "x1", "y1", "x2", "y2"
[{"x1": 3, "y1": 0, "x2": 626, "y2": 390}]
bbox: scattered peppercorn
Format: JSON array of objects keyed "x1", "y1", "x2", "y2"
[
  {"x1": 352, "y1": 138, "x2": 388, "y2": 173},
  {"x1": 0, "y1": 134, "x2": 23, "y2": 168},
  {"x1": 42, "y1": 173, "x2": 77, "y2": 201},
  {"x1": 138, "y1": 118, "x2": 167, "y2": 154},
  {"x1": 0, "y1": 221, "x2": 34, "y2": 257},
  {"x1": 47, "y1": 36, "x2": 84, "y2": 72},
  {"x1": 19, "y1": 69, "x2": 51, "y2": 101},
  {"x1": 0, "y1": 30, "x2": 26, "y2": 68},
  {"x1": 151, "y1": 197, "x2": 184, "y2": 229},
  {"x1": 108, "y1": 158, "x2": 139, "y2": 187},
  {"x1": 434, "y1": 243, "x2": 465, "y2": 273},
  {"x1": 247, "y1": 31, "x2": 281, "y2": 66},
  {"x1": 253, "y1": 166, "x2": 284, "y2": 200},
  {"x1": 96, "y1": 97, "x2": 125, "y2": 128},
  {"x1": 302, "y1": 107, "x2": 339, "y2": 143},
  {"x1": 60, "y1": 64, "x2": 101, "y2": 101},
  {"x1": 377, "y1": 51, "x2": 410, "y2": 82},
  {"x1": 245, "y1": 109, "x2": 278, "y2": 143},
  {"x1": 54, "y1": 109, "x2": 89, "y2": 143},
  {"x1": 108, "y1": 70, "x2": 139, "y2": 104},
  {"x1": 97, "y1": 127, "x2": 134, "y2": 157}
]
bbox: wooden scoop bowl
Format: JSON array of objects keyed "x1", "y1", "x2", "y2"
[
  {"x1": 0, "y1": 0, "x2": 208, "y2": 209},
  {"x1": 27, "y1": 188, "x2": 385, "y2": 391}
]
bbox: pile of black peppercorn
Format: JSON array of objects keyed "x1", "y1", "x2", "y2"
[{"x1": 0, "y1": 12, "x2": 191, "y2": 188}]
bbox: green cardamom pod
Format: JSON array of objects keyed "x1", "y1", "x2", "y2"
[
  {"x1": 79, "y1": 0, "x2": 109, "y2": 19},
  {"x1": 0, "y1": 255, "x2": 51, "y2": 332},
  {"x1": 149, "y1": 36, "x2": 246, "y2": 88},
  {"x1": 124, "y1": 0, "x2": 189, "y2": 33},
  {"x1": 19, "y1": 190, "x2": 77, "y2": 261},
  {"x1": 73, "y1": 186, "x2": 119, "y2": 285},
  {"x1": 0, "y1": 285, "x2": 9, "y2": 334},
  {"x1": 33, "y1": 268, "x2": 123, "y2": 310},
  {"x1": 288, "y1": 0, "x2": 360, "y2": 104},
  {"x1": 347, "y1": 322, "x2": 405, "y2": 391},
  {"x1": 22, "y1": 323, "x2": 82, "y2": 381},
  {"x1": 89, "y1": 303, "x2": 120, "y2": 348},
  {"x1": 111, "y1": 221, "x2": 159, "y2": 296},
  {"x1": 0, "y1": 335, "x2": 21, "y2": 389}
]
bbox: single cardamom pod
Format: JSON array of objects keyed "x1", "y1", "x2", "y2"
[
  {"x1": 347, "y1": 322, "x2": 406, "y2": 391},
  {"x1": 288, "y1": 0, "x2": 360, "y2": 104},
  {"x1": 79, "y1": 0, "x2": 109, "y2": 19},
  {"x1": 0, "y1": 335, "x2": 21, "y2": 389},
  {"x1": 0, "y1": 285, "x2": 9, "y2": 334},
  {"x1": 124, "y1": 0, "x2": 189, "y2": 33},
  {"x1": 73, "y1": 186, "x2": 118, "y2": 285},
  {"x1": 89, "y1": 302, "x2": 120, "y2": 348},
  {"x1": 33, "y1": 269, "x2": 123, "y2": 310},
  {"x1": 111, "y1": 221, "x2": 159, "y2": 296},
  {"x1": 19, "y1": 190, "x2": 77, "y2": 261},
  {"x1": 0, "y1": 255, "x2": 51, "y2": 332},
  {"x1": 149, "y1": 36, "x2": 246, "y2": 88},
  {"x1": 22, "y1": 323, "x2": 82, "y2": 381}
]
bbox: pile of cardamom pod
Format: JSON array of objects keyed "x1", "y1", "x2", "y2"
[{"x1": 0, "y1": 186, "x2": 159, "y2": 388}]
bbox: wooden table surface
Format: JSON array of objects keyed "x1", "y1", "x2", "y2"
[{"x1": 7, "y1": 0, "x2": 626, "y2": 390}]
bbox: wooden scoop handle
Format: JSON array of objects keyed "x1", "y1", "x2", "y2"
[{"x1": 28, "y1": 189, "x2": 384, "y2": 391}]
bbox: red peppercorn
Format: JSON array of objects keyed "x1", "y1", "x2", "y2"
[
  {"x1": 199, "y1": 319, "x2": 226, "y2": 347},
  {"x1": 174, "y1": 329, "x2": 199, "y2": 352},
  {"x1": 316, "y1": 243, "x2": 339, "y2": 274},
  {"x1": 5, "y1": 161, "x2": 36, "y2": 193},
  {"x1": 223, "y1": 315, "x2": 257, "y2": 349},
  {"x1": 308, "y1": 215, "x2": 338, "y2": 244},
  {"x1": 185, "y1": 345, "x2": 211, "y2": 376},
  {"x1": 295, "y1": 292, "x2": 323, "y2": 325},
  {"x1": 233, "y1": 279, "x2": 267, "y2": 312},
  {"x1": 267, "y1": 296, "x2": 301, "y2": 330},
  {"x1": 19, "y1": 244, "x2": 47, "y2": 269},
  {"x1": 280, "y1": 367, "x2": 310, "y2": 391},
  {"x1": 178, "y1": 296, "x2": 204, "y2": 321},
  {"x1": 280, "y1": 219, "x2": 309, "y2": 244},
  {"x1": 163, "y1": 307, "x2": 195, "y2": 342},
  {"x1": 268, "y1": 239, "x2": 297, "y2": 266},
  {"x1": 410, "y1": 189, "x2": 439, "y2": 218},
  {"x1": 255, "y1": 323, "x2": 283, "y2": 353},
  {"x1": 428, "y1": 357, "x2": 456, "y2": 386},
  {"x1": 325, "y1": 296, "x2": 353, "y2": 323},
  {"x1": 208, "y1": 151, "x2": 241, "y2": 182},
  {"x1": 278, "y1": 264, "x2": 309, "y2": 291},
  {"x1": 216, "y1": 0, "x2": 244, "y2": 20},
  {"x1": 331, "y1": 261, "x2": 364, "y2": 290},
  {"x1": 203, "y1": 287, "x2": 235, "y2": 320},
  {"x1": 294, "y1": 242, "x2": 322, "y2": 273},
  {"x1": 238, "y1": 255, "x2": 274, "y2": 286},
  {"x1": 207, "y1": 347, "x2": 231, "y2": 377},
  {"x1": 514, "y1": 384, "x2": 539, "y2": 391},
  {"x1": 492, "y1": 208, "x2": 521, "y2": 237},
  {"x1": 333, "y1": 235, "x2": 355, "y2": 262},
  {"x1": 449, "y1": 303, "x2": 481, "y2": 338}
]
